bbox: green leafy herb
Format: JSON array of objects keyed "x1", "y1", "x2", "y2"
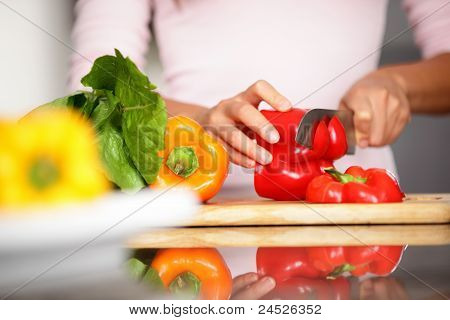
[
  {"x1": 113, "y1": 49, "x2": 166, "y2": 184},
  {"x1": 114, "y1": 49, "x2": 157, "y2": 106},
  {"x1": 97, "y1": 123, "x2": 145, "y2": 191},
  {"x1": 126, "y1": 258, "x2": 148, "y2": 281},
  {"x1": 90, "y1": 90, "x2": 119, "y2": 130},
  {"x1": 81, "y1": 55, "x2": 118, "y2": 91},
  {"x1": 122, "y1": 95, "x2": 167, "y2": 184},
  {"x1": 142, "y1": 267, "x2": 165, "y2": 291},
  {"x1": 78, "y1": 92, "x2": 98, "y2": 118},
  {"x1": 27, "y1": 49, "x2": 167, "y2": 192},
  {"x1": 30, "y1": 91, "x2": 96, "y2": 116}
]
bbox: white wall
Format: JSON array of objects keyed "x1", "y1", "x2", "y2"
[
  {"x1": 0, "y1": 0, "x2": 73, "y2": 118},
  {"x1": 0, "y1": 0, "x2": 166, "y2": 119}
]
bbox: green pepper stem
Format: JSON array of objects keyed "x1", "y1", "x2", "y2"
[
  {"x1": 166, "y1": 146, "x2": 199, "y2": 178},
  {"x1": 168, "y1": 271, "x2": 202, "y2": 299},
  {"x1": 324, "y1": 167, "x2": 366, "y2": 184},
  {"x1": 327, "y1": 263, "x2": 356, "y2": 279}
]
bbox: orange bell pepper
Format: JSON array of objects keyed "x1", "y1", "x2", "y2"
[
  {"x1": 151, "y1": 248, "x2": 232, "y2": 300},
  {"x1": 150, "y1": 116, "x2": 228, "y2": 202}
]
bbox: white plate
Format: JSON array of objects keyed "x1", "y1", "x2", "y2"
[{"x1": 0, "y1": 189, "x2": 197, "y2": 297}]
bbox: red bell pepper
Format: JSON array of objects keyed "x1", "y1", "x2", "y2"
[
  {"x1": 254, "y1": 109, "x2": 347, "y2": 201},
  {"x1": 257, "y1": 246, "x2": 405, "y2": 280},
  {"x1": 306, "y1": 166, "x2": 404, "y2": 203},
  {"x1": 263, "y1": 276, "x2": 350, "y2": 300},
  {"x1": 256, "y1": 247, "x2": 322, "y2": 283},
  {"x1": 305, "y1": 246, "x2": 405, "y2": 277},
  {"x1": 254, "y1": 159, "x2": 332, "y2": 201}
]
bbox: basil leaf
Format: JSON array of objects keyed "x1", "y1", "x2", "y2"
[
  {"x1": 142, "y1": 267, "x2": 165, "y2": 291},
  {"x1": 25, "y1": 91, "x2": 97, "y2": 121},
  {"x1": 126, "y1": 258, "x2": 148, "y2": 281},
  {"x1": 32, "y1": 91, "x2": 92, "y2": 111},
  {"x1": 50, "y1": 91, "x2": 93, "y2": 108},
  {"x1": 122, "y1": 94, "x2": 167, "y2": 184},
  {"x1": 29, "y1": 49, "x2": 167, "y2": 192},
  {"x1": 90, "y1": 90, "x2": 120, "y2": 130},
  {"x1": 113, "y1": 49, "x2": 166, "y2": 184},
  {"x1": 79, "y1": 92, "x2": 98, "y2": 118},
  {"x1": 114, "y1": 49, "x2": 156, "y2": 104},
  {"x1": 97, "y1": 123, "x2": 145, "y2": 191},
  {"x1": 81, "y1": 55, "x2": 117, "y2": 91}
]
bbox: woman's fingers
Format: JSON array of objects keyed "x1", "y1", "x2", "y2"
[
  {"x1": 213, "y1": 134, "x2": 255, "y2": 168},
  {"x1": 384, "y1": 98, "x2": 400, "y2": 145},
  {"x1": 243, "y1": 80, "x2": 292, "y2": 111},
  {"x1": 232, "y1": 273, "x2": 259, "y2": 295},
  {"x1": 368, "y1": 93, "x2": 388, "y2": 147},
  {"x1": 217, "y1": 119, "x2": 273, "y2": 165},
  {"x1": 340, "y1": 71, "x2": 411, "y2": 148},
  {"x1": 231, "y1": 276, "x2": 276, "y2": 300},
  {"x1": 227, "y1": 145, "x2": 256, "y2": 168},
  {"x1": 386, "y1": 112, "x2": 410, "y2": 145},
  {"x1": 340, "y1": 97, "x2": 372, "y2": 148},
  {"x1": 342, "y1": 90, "x2": 410, "y2": 147},
  {"x1": 391, "y1": 279, "x2": 409, "y2": 300},
  {"x1": 385, "y1": 96, "x2": 411, "y2": 144},
  {"x1": 198, "y1": 80, "x2": 293, "y2": 168},
  {"x1": 227, "y1": 102, "x2": 280, "y2": 143}
]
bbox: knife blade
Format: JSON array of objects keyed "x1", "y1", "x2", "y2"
[{"x1": 295, "y1": 109, "x2": 355, "y2": 155}]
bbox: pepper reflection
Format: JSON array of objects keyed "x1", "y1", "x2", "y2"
[
  {"x1": 128, "y1": 245, "x2": 407, "y2": 300},
  {"x1": 233, "y1": 246, "x2": 405, "y2": 300}
]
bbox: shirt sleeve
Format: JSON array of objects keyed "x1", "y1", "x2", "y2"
[
  {"x1": 68, "y1": 0, "x2": 152, "y2": 91},
  {"x1": 403, "y1": 0, "x2": 450, "y2": 59}
]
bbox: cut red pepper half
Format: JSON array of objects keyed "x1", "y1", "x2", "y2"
[
  {"x1": 306, "y1": 166, "x2": 404, "y2": 203},
  {"x1": 254, "y1": 109, "x2": 347, "y2": 201}
]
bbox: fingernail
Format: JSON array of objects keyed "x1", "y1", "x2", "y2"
[
  {"x1": 359, "y1": 139, "x2": 369, "y2": 148},
  {"x1": 248, "y1": 273, "x2": 259, "y2": 282},
  {"x1": 279, "y1": 99, "x2": 292, "y2": 111},
  {"x1": 358, "y1": 110, "x2": 371, "y2": 120},
  {"x1": 261, "y1": 277, "x2": 276, "y2": 289},
  {"x1": 268, "y1": 129, "x2": 280, "y2": 143},
  {"x1": 247, "y1": 159, "x2": 255, "y2": 168},
  {"x1": 259, "y1": 150, "x2": 273, "y2": 165}
]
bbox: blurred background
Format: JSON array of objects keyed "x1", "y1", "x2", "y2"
[{"x1": 0, "y1": 0, "x2": 448, "y2": 193}]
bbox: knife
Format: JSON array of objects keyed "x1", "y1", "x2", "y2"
[{"x1": 295, "y1": 109, "x2": 356, "y2": 155}]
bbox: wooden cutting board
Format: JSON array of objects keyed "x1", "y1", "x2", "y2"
[
  {"x1": 128, "y1": 224, "x2": 450, "y2": 248},
  {"x1": 175, "y1": 193, "x2": 450, "y2": 227},
  {"x1": 128, "y1": 194, "x2": 450, "y2": 248}
]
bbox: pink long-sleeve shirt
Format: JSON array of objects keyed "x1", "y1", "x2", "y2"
[
  {"x1": 70, "y1": 0, "x2": 450, "y2": 277},
  {"x1": 69, "y1": 0, "x2": 450, "y2": 183},
  {"x1": 70, "y1": 1, "x2": 450, "y2": 171},
  {"x1": 71, "y1": 0, "x2": 450, "y2": 185},
  {"x1": 70, "y1": 0, "x2": 450, "y2": 179}
]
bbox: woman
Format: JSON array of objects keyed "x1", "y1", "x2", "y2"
[{"x1": 69, "y1": 0, "x2": 450, "y2": 298}]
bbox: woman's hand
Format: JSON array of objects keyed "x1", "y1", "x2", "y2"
[
  {"x1": 359, "y1": 277, "x2": 409, "y2": 300},
  {"x1": 231, "y1": 272, "x2": 276, "y2": 300},
  {"x1": 339, "y1": 70, "x2": 411, "y2": 148},
  {"x1": 197, "y1": 80, "x2": 292, "y2": 168}
]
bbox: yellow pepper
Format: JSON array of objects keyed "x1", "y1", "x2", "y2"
[{"x1": 0, "y1": 110, "x2": 109, "y2": 208}]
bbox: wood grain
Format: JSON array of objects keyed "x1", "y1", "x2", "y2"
[
  {"x1": 174, "y1": 193, "x2": 450, "y2": 226},
  {"x1": 128, "y1": 224, "x2": 450, "y2": 248}
]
